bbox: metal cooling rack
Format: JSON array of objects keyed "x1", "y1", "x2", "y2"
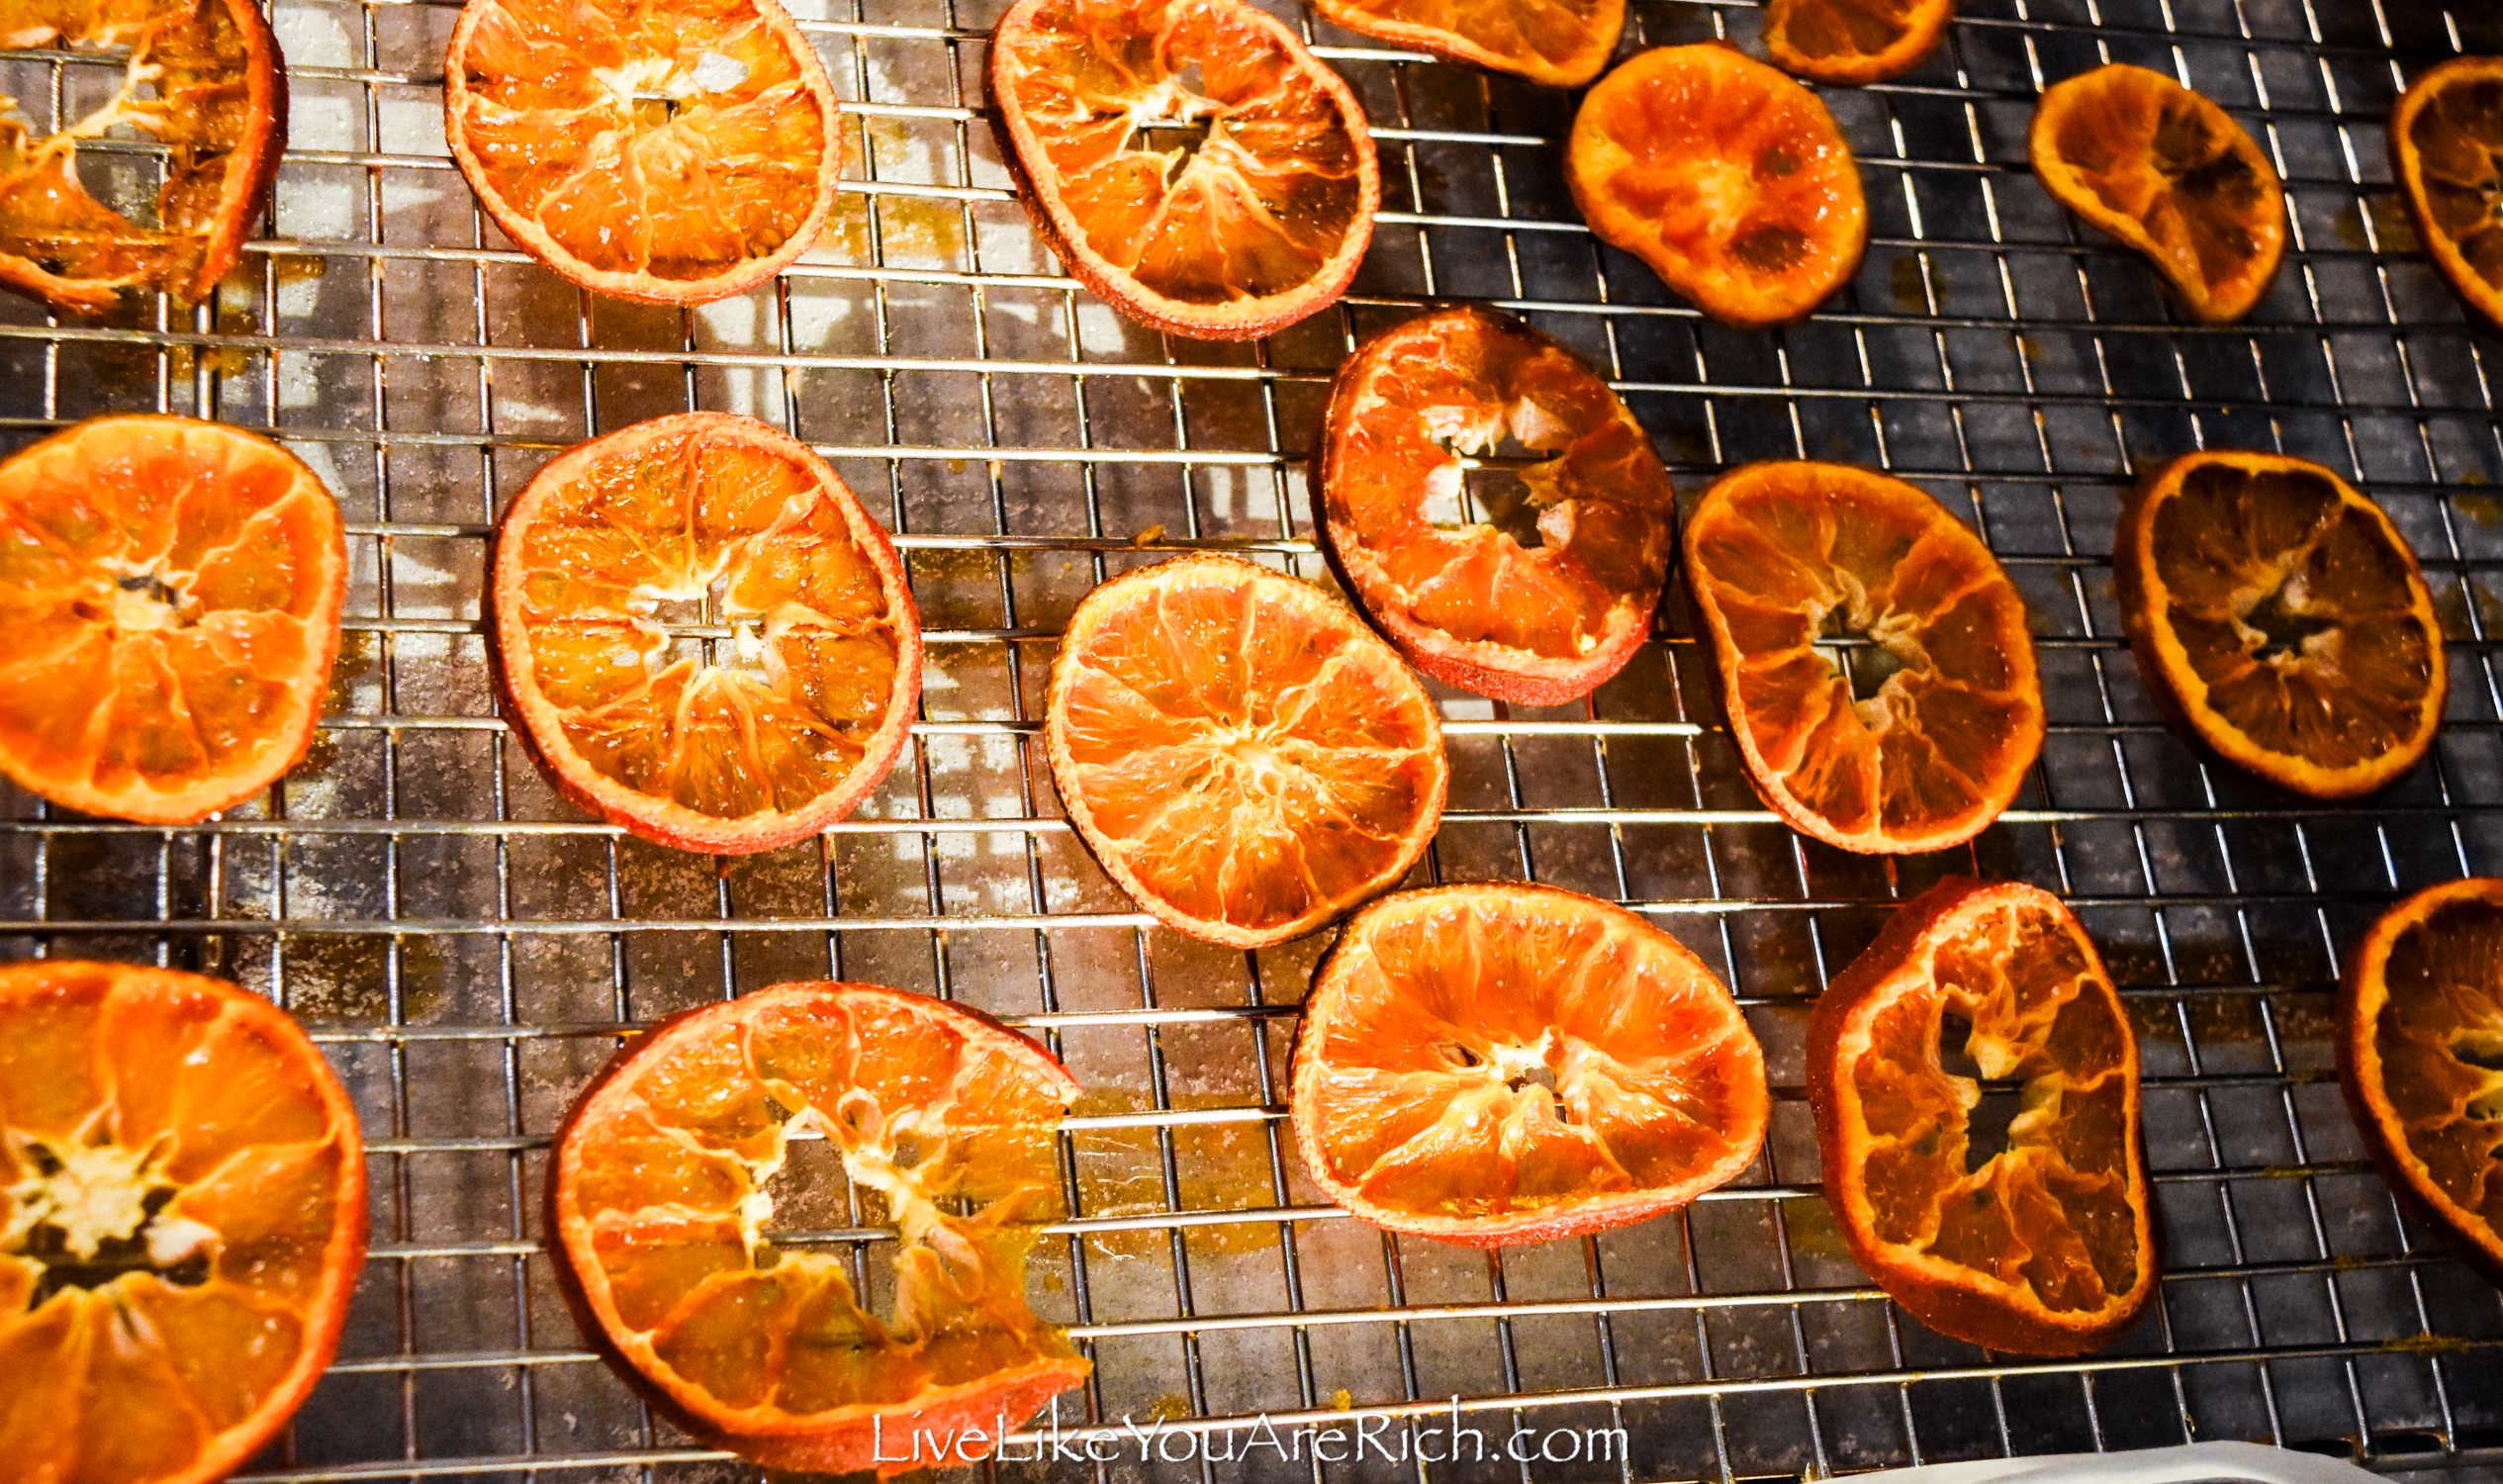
[{"x1": 10, "y1": 0, "x2": 2503, "y2": 1478}]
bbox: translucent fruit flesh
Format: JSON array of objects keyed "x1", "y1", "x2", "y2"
[
  {"x1": 1315, "y1": 306, "x2": 1676, "y2": 704},
  {"x1": 1566, "y1": 45, "x2": 1868, "y2": 327},
  {"x1": 1684, "y1": 461, "x2": 2043, "y2": 854},
  {"x1": 495, "y1": 413, "x2": 918, "y2": 854},
  {"x1": 2353, "y1": 881, "x2": 2503, "y2": 1260},
  {"x1": 553, "y1": 982, "x2": 1087, "y2": 1475},
  {"x1": 0, "y1": 960, "x2": 366, "y2": 1484},
  {"x1": 1308, "y1": 0, "x2": 1621, "y2": 88},
  {"x1": 1816, "y1": 882, "x2": 2152, "y2": 1351},
  {"x1": 2029, "y1": 64, "x2": 2283, "y2": 324},
  {"x1": 445, "y1": 0, "x2": 840, "y2": 301},
  {"x1": 1045, "y1": 554, "x2": 1446, "y2": 948},
  {"x1": 1761, "y1": 0, "x2": 1954, "y2": 86},
  {"x1": 0, "y1": 0, "x2": 282, "y2": 313},
  {"x1": 0, "y1": 415, "x2": 346, "y2": 823},
  {"x1": 988, "y1": 0, "x2": 1376, "y2": 337},
  {"x1": 2391, "y1": 57, "x2": 2503, "y2": 331},
  {"x1": 2119, "y1": 453, "x2": 2443, "y2": 798},
  {"x1": 1292, "y1": 883, "x2": 1769, "y2": 1245}
]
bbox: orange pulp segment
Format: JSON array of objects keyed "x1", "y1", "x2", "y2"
[
  {"x1": 551, "y1": 981, "x2": 1087, "y2": 1475},
  {"x1": 986, "y1": 0, "x2": 1380, "y2": 340},
  {"x1": 491, "y1": 412, "x2": 922, "y2": 856},
  {"x1": 0, "y1": 960, "x2": 367, "y2": 1484},
  {"x1": 1809, "y1": 879, "x2": 2155, "y2": 1354},
  {"x1": 1044, "y1": 553, "x2": 1447, "y2": 948},
  {"x1": 443, "y1": 0, "x2": 843, "y2": 304},
  {"x1": 1566, "y1": 45, "x2": 1869, "y2": 327},
  {"x1": 1683, "y1": 460, "x2": 2043, "y2": 855},
  {"x1": 0, "y1": 415, "x2": 347, "y2": 823},
  {"x1": 1291, "y1": 882, "x2": 1769, "y2": 1247},
  {"x1": 2028, "y1": 63, "x2": 2284, "y2": 324},
  {"x1": 2115, "y1": 450, "x2": 2445, "y2": 799}
]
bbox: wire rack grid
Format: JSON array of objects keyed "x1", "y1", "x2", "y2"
[{"x1": 9, "y1": 0, "x2": 2503, "y2": 1478}]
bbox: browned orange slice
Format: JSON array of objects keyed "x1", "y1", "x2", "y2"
[
  {"x1": 1566, "y1": 45, "x2": 1868, "y2": 327},
  {"x1": 1310, "y1": 0, "x2": 1621, "y2": 88},
  {"x1": 2389, "y1": 55, "x2": 2503, "y2": 332},
  {"x1": 986, "y1": 0, "x2": 1380, "y2": 340},
  {"x1": 1312, "y1": 306, "x2": 1676, "y2": 706},
  {"x1": 2115, "y1": 450, "x2": 2445, "y2": 799},
  {"x1": 1683, "y1": 460, "x2": 2043, "y2": 855},
  {"x1": 0, "y1": 960, "x2": 367, "y2": 1484},
  {"x1": 443, "y1": 0, "x2": 843, "y2": 304},
  {"x1": 1763, "y1": 0, "x2": 1955, "y2": 86},
  {"x1": 491, "y1": 412, "x2": 922, "y2": 855},
  {"x1": 0, "y1": 0, "x2": 286, "y2": 315},
  {"x1": 0, "y1": 415, "x2": 347, "y2": 823},
  {"x1": 551, "y1": 980, "x2": 1088, "y2": 1474},
  {"x1": 1291, "y1": 882, "x2": 1769, "y2": 1247},
  {"x1": 1044, "y1": 553, "x2": 1447, "y2": 947},
  {"x1": 2341, "y1": 878, "x2": 2503, "y2": 1282},
  {"x1": 1810, "y1": 878, "x2": 2158, "y2": 1354},
  {"x1": 2028, "y1": 63, "x2": 2284, "y2": 324}
]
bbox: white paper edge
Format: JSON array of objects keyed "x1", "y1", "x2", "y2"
[{"x1": 1838, "y1": 1440, "x2": 2376, "y2": 1483}]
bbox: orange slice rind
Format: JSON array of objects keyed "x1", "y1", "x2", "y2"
[
  {"x1": 2114, "y1": 450, "x2": 2445, "y2": 799},
  {"x1": 1044, "y1": 553, "x2": 1448, "y2": 948},
  {"x1": 2389, "y1": 55, "x2": 2503, "y2": 332},
  {"x1": 1291, "y1": 882, "x2": 1770, "y2": 1248},
  {"x1": 1762, "y1": 0, "x2": 1955, "y2": 86},
  {"x1": 491, "y1": 411, "x2": 922, "y2": 856},
  {"x1": 1309, "y1": 0, "x2": 1622, "y2": 88},
  {"x1": 1312, "y1": 305, "x2": 1677, "y2": 706},
  {"x1": 1809, "y1": 878, "x2": 2157, "y2": 1354},
  {"x1": 1683, "y1": 459, "x2": 2043, "y2": 855},
  {"x1": 550, "y1": 980, "x2": 1088, "y2": 1476}
]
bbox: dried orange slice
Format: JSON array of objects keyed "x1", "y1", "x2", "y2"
[
  {"x1": 986, "y1": 0, "x2": 1380, "y2": 340},
  {"x1": 1683, "y1": 460, "x2": 2043, "y2": 855},
  {"x1": 1044, "y1": 553, "x2": 1447, "y2": 948},
  {"x1": 1809, "y1": 878, "x2": 2156, "y2": 1354},
  {"x1": 1291, "y1": 882, "x2": 1769, "y2": 1248},
  {"x1": 1309, "y1": 0, "x2": 1620, "y2": 88},
  {"x1": 0, "y1": 0, "x2": 285, "y2": 316},
  {"x1": 1566, "y1": 45, "x2": 1868, "y2": 327},
  {"x1": 443, "y1": 0, "x2": 842, "y2": 305},
  {"x1": 2340, "y1": 878, "x2": 2503, "y2": 1282},
  {"x1": 2389, "y1": 56, "x2": 2503, "y2": 332},
  {"x1": 2115, "y1": 451, "x2": 2444, "y2": 799},
  {"x1": 1313, "y1": 307, "x2": 1675, "y2": 706},
  {"x1": 0, "y1": 415, "x2": 347, "y2": 824},
  {"x1": 0, "y1": 960, "x2": 368, "y2": 1484},
  {"x1": 550, "y1": 981, "x2": 1088, "y2": 1475},
  {"x1": 2028, "y1": 64, "x2": 2284, "y2": 325},
  {"x1": 491, "y1": 412, "x2": 921, "y2": 856},
  {"x1": 1762, "y1": 0, "x2": 1954, "y2": 86}
]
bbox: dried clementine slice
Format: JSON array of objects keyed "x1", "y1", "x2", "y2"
[
  {"x1": 1044, "y1": 553, "x2": 1447, "y2": 948},
  {"x1": 2115, "y1": 451, "x2": 2444, "y2": 800},
  {"x1": 0, "y1": 415, "x2": 347, "y2": 824},
  {"x1": 551, "y1": 981, "x2": 1088, "y2": 1475},
  {"x1": 1683, "y1": 460, "x2": 2043, "y2": 855},
  {"x1": 2389, "y1": 56, "x2": 2503, "y2": 332},
  {"x1": 0, "y1": 960, "x2": 367, "y2": 1484},
  {"x1": 1313, "y1": 307, "x2": 1674, "y2": 707},
  {"x1": 1762, "y1": 0, "x2": 1954, "y2": 86},
  {"x1": 1308, "y1": 0, "x2": 1620, "y2": 88},
  {"x1": 1291, "y1": 882, "x2": 1769, "y2": 1247},
  {"x1": 443, "y1": 0, "x2": 842, "y2": 304},
  {"x1": 2028, "y1": 64, "x2": 2284, "y2": 325},
  {"x1": 0, "y1": 0, "x2": 285, "y2": 316},
  {"x1": 1566, "y1": 45, "x2": 1868, "y2": 327},
  {"x1": 1809, "y1": 879, "x2": 2156, "y2": 1354},
  {"x1": 2340, "y1": 878, "x2": 2503, "y2": 1282},
  {"x1": 986, "y1": 0, "x2": 1380, "y2": 340},
  {"x1": 491, "y1": 412, "x2": 921, "y2": 856}
]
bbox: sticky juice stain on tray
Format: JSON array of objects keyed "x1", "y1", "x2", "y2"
[
  {"x1": 1069, "y1": 1087, "x2": 1286, "y2": 1260},
  {"x1": 2456, "y1": 491, "x2": 2503, "y2": 527},
  {"x1": 1891, "y1": 254, "x2": 1929, "y2": 310}
]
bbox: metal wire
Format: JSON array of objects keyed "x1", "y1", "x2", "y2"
[{"x1": 7, "y1": 0, "x2": 2503, "y2": 1477}]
